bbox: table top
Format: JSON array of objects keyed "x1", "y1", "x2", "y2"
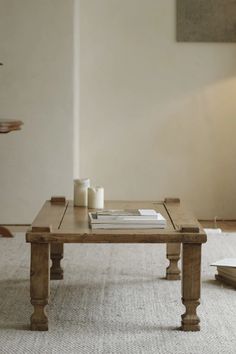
[
  {"x1": 0, "y1": 119, "x2": 23, "y2": 133},
  {"x1": 26, "y1": 198, "x2": 207, "y2": 244}
]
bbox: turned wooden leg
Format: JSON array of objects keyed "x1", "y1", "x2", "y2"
[
  {"x1": 166, "y1": 243, "x2": 181, "y2": 280},
  {"x1": 0, "y1": 226, "x2": 13, "y2": 237},
  {"x1": 50, "y1": 243, "x2": 64, "y2": 280},
  {"x1": 30, "y1": 243, "x2": 50, "y2": 331},
  {"x1": 181, "y1": 243, "x2": 201, "y2": 331}
]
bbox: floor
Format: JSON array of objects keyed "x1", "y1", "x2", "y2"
[{"x1": 0, "y1": 231, "x2": 236, "y2": 354}]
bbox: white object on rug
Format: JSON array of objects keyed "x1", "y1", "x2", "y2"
[{"x1": 204, "y1": 228, "x2": 222, "y2": 234}]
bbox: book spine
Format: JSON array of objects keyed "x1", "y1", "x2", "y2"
[
  {"x1": 96, "y1": 216, "x2": 159, "y2": 221},
  {"x1": 91, "y1": 219, "x2": 166, "y2": 225},
  {"x1": 90, "y1": 224, "x2": 166, "y2": 229}
]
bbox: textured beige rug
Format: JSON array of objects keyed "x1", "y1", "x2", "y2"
[{"x1": 0, "y1": 232, "x2": 236, "y2": 354}]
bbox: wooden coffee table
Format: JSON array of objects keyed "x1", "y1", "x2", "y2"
[{"x1": 26, "y1": 197, "x2": 207, "y2": 332}]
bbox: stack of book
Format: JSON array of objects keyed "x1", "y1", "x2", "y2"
[
  {"x1": 211, "y1": 258, "x2": 236, "y2": 288},
  {"x1": 89, "y1": 209, "x2": 166, "y2": 229}
]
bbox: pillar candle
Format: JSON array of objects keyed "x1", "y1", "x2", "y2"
[
  {"x1": 74, "y1": 178, "x2": 90, "y2": 206},
  {"x1": 88, "y1": 187, "x2": 104, "y2": 209}
]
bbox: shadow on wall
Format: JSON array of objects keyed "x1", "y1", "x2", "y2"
[{"x1": 152, "y1": 77, "x2": 236, "y2": 216}]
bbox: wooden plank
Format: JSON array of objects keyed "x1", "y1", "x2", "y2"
[
  {"x1": 26, "y1": 231, "x2": 206, "y2": 244},
  {"x1": 30, "y1": 200, "x2": 68, "y2": 233},
  {"x1": 164, "y1": 201, "x2": 206, "y2": 239},
  {"x1": 50, "y1": 243, "x2": 64, "y2": 280},
  {"x1": 50, "y1": 196, "x2": 66, "y2": 205},
  {"x1": 180, "y1": 225, "x2": 200, "y2": 233},
  {"x1": 164, "y1": 198, "x2": 180, "y2": 203},
  {"x1": 32, "y1": 226, "x2": 51, "y2": 233},
  {"x1": 181, "y1": 243, "x2": 201, "y2": 331},
  {"x1": 60, "y1": 200, "x2": 174, "y2": 233},
  {"x1": 26, "y1": 199, "x2": 207, "y2": 332},
  {"x1": 30, "y1": 243, "x2": 50, "y2": 331},
  {"x1": 26, "y1": 200, "x2": 206, "y2": 243},
  {"x1": 166, "y1": 243, "x2": 181, "y2": 280}
]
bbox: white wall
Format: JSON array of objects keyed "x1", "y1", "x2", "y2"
[
  {"x1": 1, "y1": 0, "x2": 236, "y2": 223},
  {"x1": 0, "y1": 0, "x2": 75, "y2": 223},
  {"x1": 80, "y1": 0, "x2": 236, "y2": 219}
]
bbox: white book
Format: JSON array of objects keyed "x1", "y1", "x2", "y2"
[
  {"x1": 96, "y1": 209, "x2": 158, "y2": 216},
  {"x1": 211, "y1": 258, "x2": 236, "y2": 268},
  {"x1": 89, "y1": 211, "x2": 166, "y2": 225},
  {"x1": 217, "y1": 268, "x2": 236, "y2": 279},
  {"x1": 90, "y1": 223, "x2": 166, "y2": 230},
  {"x1": 91, "y1": 209, "x2": 165, "y2": 222}
]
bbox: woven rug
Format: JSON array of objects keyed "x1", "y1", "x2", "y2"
[{"x1": 0, "y1": 232, "x2": 236, "y2": 354}]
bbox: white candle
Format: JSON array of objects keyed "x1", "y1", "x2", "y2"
[
  {"x1": 74, "y1": 178, "x2": 90, "y2": 206},
  {"x1": 88, "y1": 187, "x2": 104, "y2": 209}
]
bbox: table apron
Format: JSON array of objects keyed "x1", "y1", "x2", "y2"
[{"x1": 26, "y1": 233, "x2": 206, "y2": 244}]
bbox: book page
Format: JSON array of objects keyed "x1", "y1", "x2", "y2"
[{"x1": 211, "y1": 258, "x2": 236, "y2": 268}]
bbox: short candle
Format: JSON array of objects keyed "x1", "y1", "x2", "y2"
[{"x1": 88, "y1": 187, "x2": 104, "y2": 209}]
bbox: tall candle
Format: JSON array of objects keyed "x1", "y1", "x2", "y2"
[
  {"x1": 74, "y1": 178, "x2": 90, "y2": 206},
  {"x1": 88, "y1": 187, "x2": 104, "y2": 209}
]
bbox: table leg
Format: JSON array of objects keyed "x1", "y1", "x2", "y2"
[
  {"x1": 0, "y1": 226, "x2": 13, "y2": 237},
  {"x1": 50, "y1": 243, "x2": 64, "y2": 280},
  {"x1": 181, "y1": 243, "x2": 201, "y2": 331},
  {"x1": 166, "y1": 243, "x2": 181, "y2": 280},
  {"x1": 30, "y1": 243, "x2": 50, "y2": 331}
]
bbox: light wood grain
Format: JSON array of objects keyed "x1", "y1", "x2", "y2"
[
  {"x1": 26, "y1": 231, "x2": 206, "y2": 244},
  {"x1": 60, "y1": 201, "x2": 174, "y2": 232},
  {"x1": 180, "y1": 225, "x2": 200, "y2": 233},
  {"x1": 164, "y1": 198, "x2": 180, "y2": 203},
  {"x1": 50, "y1": 243, "x2": 64, "y2": 280},
  {"x1": 30, "y1": 200, "x2": 68, "y2": 232},
  {"x1": 50, "y1": 196, "x2": 66, "y2": 205},
  {"x1": 26, "y1": 200, "x2": 206, "y2": 244},
  {"x1": 165, "y1": 203, "x2": 205, "y2": 234},
  {"x1": 27, "y1": 199, "x2": 207, "y2": 332},
  {"x1": 166, "y1": 243, "x2": 181, "y2": 280},
  {"x1": 31, "y1": 226, "x2": 51, "y2": 233},
  {"x1": 181, "y1": 243, "x2": 201, "y2": 331},
  {"x1": 30, "y1": 243, "x2": 50, "y2": 331},
  {"x1": 5, "y1": 220, "x2": 236, "y2": 233}
]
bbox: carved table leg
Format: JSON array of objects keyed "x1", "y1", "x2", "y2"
[
  {"x1": 50, "y1": 243, "x2": 64, "y2": 280},
  {"x1": 30, "y1": 243, "x2": 50, "y2": 331},
  {"x1": 181, "y1": 243, "x2": 201, "y2": 331},
  {"x1": 0, "y1": 226, "x2": 13, "y2": 237},
  {"x1": 166, "y1": 243, "x2": 181, "y2": 280}
]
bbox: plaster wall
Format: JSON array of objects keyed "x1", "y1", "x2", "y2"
[
  {"x1": 0, "y1": 0, "x2": 75, "y2": 222},
  {"x1": 80, "y1": 0, "x2": 236, "y2": 219}
]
